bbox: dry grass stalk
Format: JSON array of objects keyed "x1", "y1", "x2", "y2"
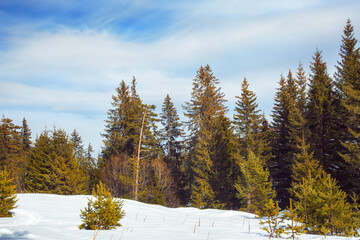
[{"x1": 118, "y1": 223, "x2": 128, "y2": 240}]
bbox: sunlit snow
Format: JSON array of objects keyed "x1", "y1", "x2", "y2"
[{"x1": 0, "y1": 194, "x2": 352, "y2": 240}]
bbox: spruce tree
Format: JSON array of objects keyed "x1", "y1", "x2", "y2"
[
  {"x1": 291, "y1": 134, "x2": 322, "y2": 185},
  {"x1": 306, "y1": 50, "x2": 337, "y2": 175},
  {"x1": 84, "y1": 143, "x2": 99, "y2": 195},
  {"x1": 233, "y1": 78, "x2": 270, "y2": 161},
  {"x1": 159, "y1": 94, "x2": 184, "y2": 203},
  {"x1": 295, "y1": 63, "x2": 308, "y2": 119},
  {"x1": 291, "y1": 136, "x2": 325, "y2": 232},
  {"x1": 335, "y1": 19, "x2": 360, "y2": 94},
  {"x1": 70, "y1": 129, "x2": 93, "y2": 194},
  {"x1": 0, "y1": 167, "x2": 17, "y2": 217},
  {"x1": 70, "y1": 129, "x2": 85, "y2": 164},
  {"x1": 269, "y1": 74, "x2": 294, "y2": 208},
  {"x1": 340, "y1": 84, "x2": 360, "y2": 169},
  {"x1": 21, "y1": 118, "x2": 32, "y2": 153},
  {"x1": 183, "y1": 65, "x2": 228, "y2": 208},
  {"x1": 235, "y1": 150, "x2": 275, "y2": 213},
  {"x1": 292, "y1": 148, "x2": 360, "y2": 236},
  {"x1": 26, "y1": 128, "x2": 86, "y2": 194},
  {"x1": 211, "y1": 115, "x2": 239, "y2": 209},
  {"x1": 335, "y1": 19, "x2": 360, "y2": 196},
  {"x1": 190, "y1": 126, "x2": 216, "y2": 208},
  {"x1": 79, "y1": 181, "x2": 125, "y2": 230}
]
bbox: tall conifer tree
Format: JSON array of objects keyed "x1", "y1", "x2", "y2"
[
  {"x1": 160, "y1": 94, "x2": 185, "y2": 202},
  {"x1": 233, "y1": 78, "x2": 270, "y2": 160},
  {"x1": 335, "y1": 19, "x2": 360, "y2": 195},
  {"x1": 211, "y1": 115, "x2": 239, "y2": 209},
  {"x1": 233, "y1": 78, "x2": 272, "y2": 209},
  {"x1": 183, "y1": 65, "x2": 228, "y2": 208},
  {"x1": 306, "y1": 50, "x2": 337, "y2": 176},
  {"x1": 269, "y1": 74, "x2": 294, "y2": 208}
]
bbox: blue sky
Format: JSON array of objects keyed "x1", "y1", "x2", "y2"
[{"x1": 1, "y1": 0, "x2": 360, "y2": 154}]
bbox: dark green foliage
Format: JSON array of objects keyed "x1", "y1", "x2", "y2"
[
  {"x1": 306, "y1": 50, "x2": 337, "y2": 174},
  {"x1": 335, "y1": 19, "x2": 360, "y2": 93},
  {"x1": 70, "y1": 129, "x2": 85, "y2": 164},
  {"x1": 211, "y1": 115, "x2": 239, "y2": 209},
  {"x1": 159, "y1": 94, "x2": 184, "y2": 204},
  {"x1": 84, "y1": 144, "x2": 100, "y2": 195},
  {"x1": 21, "y1": 118, "x2": 32, "y2": 153},
  {"x1": 26, "y1": 128, "x2": 86, "y2": 194},
  {"x1": 235, "y1": 151, "x2": 275, "y2": 213},
  {"x1": 183, "y1": 65, "x2": 230, "y2": 208},
  {"x1": 335, "y1": 20, "x2": 360, "y2": 196},
  {"x1": 233, "y1": 78, "x2": 273, "y2": 210},
  {"x1": 269, "y1": 74, "x2": 298, "y2": 208},
  {"x1": 190, "y1": 126, "x2": 216, "y2": 208},
  {"x1": 333, "y1": 20, "x2": 358, "y2": 159},
  {"x1": 79, "y1": 181, "x2": 125, "y2": 230},
  {"x1": 0, "y1": 167, "x2": 17, "y2": 217},
  {"x1": 160, "y1": 94, "x2": 184, "y2": 162},
  {"x1": 233, "y1": 78, "x2": 271, "y2": 161}
]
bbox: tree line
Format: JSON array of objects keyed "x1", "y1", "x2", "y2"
[{"x1": 1, "y1": 19, "x2": 360, "y2": 236}]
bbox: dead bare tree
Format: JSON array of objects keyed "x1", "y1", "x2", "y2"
[{"x1": 134, "y1": 108, "x2": 147, "y2": 201}]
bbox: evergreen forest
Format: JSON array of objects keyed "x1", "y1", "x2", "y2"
[{"x1": 2, "y1": 19, "x2": 360, "y2": 236}]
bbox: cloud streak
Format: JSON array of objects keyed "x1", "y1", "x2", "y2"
[{"x1": 1, "y1": 0, "x2": 360, "y2": 153}]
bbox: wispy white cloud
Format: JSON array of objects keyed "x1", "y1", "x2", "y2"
[
  {"x1": 0, "y1": 81, "x2": 110, "y2": 113},
  {"x1": 1, "y1": 0, "x2": 360, "y2": 152}
]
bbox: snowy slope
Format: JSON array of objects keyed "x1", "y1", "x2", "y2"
[{"x1": 0, "y1": 194, "x2": 354, "y2": 240}]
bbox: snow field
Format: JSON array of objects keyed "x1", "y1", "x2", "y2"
[{"x1": 0, "y1": 194, "x2": 356, "y2": 240}]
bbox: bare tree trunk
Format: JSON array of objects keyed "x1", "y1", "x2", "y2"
[{"x1": 134, "y1": 108, "x2": 147, "y2": 201}]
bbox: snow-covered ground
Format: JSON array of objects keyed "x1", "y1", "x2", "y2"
[{"x1": 0, "y1": 194, "x2": 355, "y2": 240}]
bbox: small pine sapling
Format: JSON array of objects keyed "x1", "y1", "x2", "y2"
[
  {"x1": 256, "y1": 199, "x2": 284, "y2": 238},
  {"x1": 347, "y1": 193, "x2": 360, "y2": 237},
  {"x1": 79, "y1": 181, "x2": 125, "y2": 230},
  {"x1": 0, "y1": 168, "x2": 18, "y2": 217},
  {"x1": 282, "y1": 198, "x2": 306, "y2": 239}
]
